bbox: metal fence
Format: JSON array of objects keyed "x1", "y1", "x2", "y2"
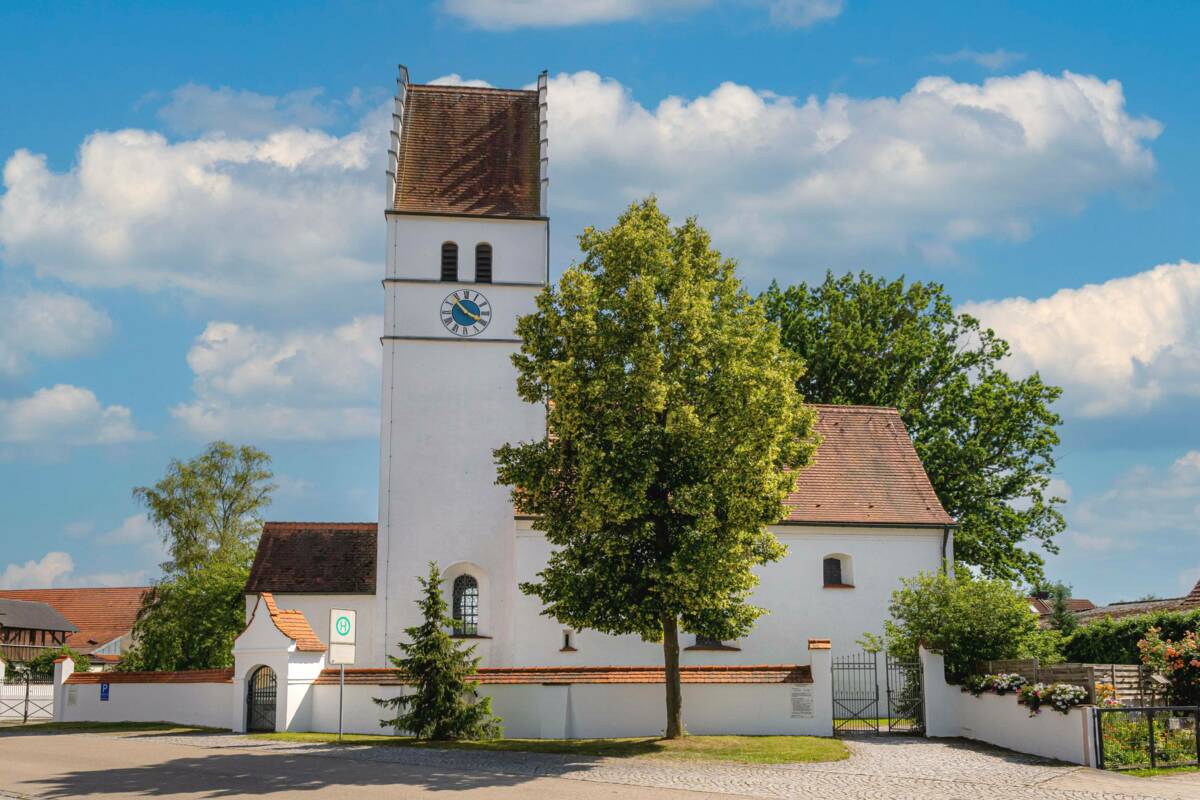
[
  {"x1": 0, "y1": 675, "x2": 54, "y2": 723},
  {"x1": 1094, "y1": 706, "x2": 1200, "y2": 771}
]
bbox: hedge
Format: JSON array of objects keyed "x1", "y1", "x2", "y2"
[{"x1": 1065, "y1": 608, "x2": 1200, "y2": 664}]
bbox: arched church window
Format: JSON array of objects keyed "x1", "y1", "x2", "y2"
[
  {"x1": 823, "y1": 555, "x2": 853, "y2": 587},
  {"x1": 441, "y1": 242, "x2": 459, "y2": 282},
  {"x1": 475, "y1": 243, "x2": 493, "y2": 283},
  {"x1": 452, "y1": 574, "x2": 479, "y2": 635}
]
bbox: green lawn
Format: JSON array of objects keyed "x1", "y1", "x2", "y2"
[
  {"x1": 253, "y1": 732, "x2": 850, "y2": 765},
  {"x1": 1125, "y1": 765, "x2": 1199, "y2": 778},
  {"x1": 0, "y1": 721, "x2": 216, "y2": 735}
]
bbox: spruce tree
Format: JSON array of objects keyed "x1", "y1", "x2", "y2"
[{"x1": 375, "y1": 562, "x2": 502, "y2": 740}]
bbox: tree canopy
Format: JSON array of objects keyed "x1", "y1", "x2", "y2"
[
  {"x1": 762, "y1": 272, "x2": 1064, "y2": 582},
  {"x1": 120, "y1": 441, "x2": 274, "y2": 671},
  {"x1": 495, "y1": 199, "x2": 817, "y2": 737}
]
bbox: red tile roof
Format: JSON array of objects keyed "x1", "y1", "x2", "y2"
[
  {"x1": 394, "y1": 84, "x2": 542, "y2": 217},
  {"x1": 246, "y1": 523, "x2": 376, "y2": 594},
  {"x1": 259, "y1": 593, "x2": 326, "y2": 653},
  {"x1": 314, "y1": 664, "x2": 811, "y2": 686},
  {"x1": 67, "y1": 668, "x2": 233, "y2": 685},
  {"x1": 783, "y1": 405, "x2": 953, "y2": 527},
  {"x1": 0, "y1": 587, "x2": 148, "y2": 653},
  {"x1": 1027, "y1": 596, "x2": 1096, "y2": 616}
]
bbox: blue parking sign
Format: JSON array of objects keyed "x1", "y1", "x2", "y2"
[{"x1": 100, "y1": 683, "x2": 109, "y2": 701}]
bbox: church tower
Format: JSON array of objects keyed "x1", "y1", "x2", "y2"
[{"x1": 376, "y1": 67, "x2": 549, "y2": 665}]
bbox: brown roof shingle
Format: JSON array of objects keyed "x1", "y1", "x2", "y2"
[
  {"x1": 314, "y1": 664, "x2": 812, "y2": 686},
  {"x1": 394, "y1": 84, "x2": 542, "y2": 217},
  {"x1": 783, "y1": 405, "x2": 954, "y2": 527},
  {"x1": 67, "y1": 668, "x2": 233, "y2": 685},
  {"x1": 245, "y1": 523, "x2": 376, "y2": 594},
  {"x1": 0, "y1": 587, "x2": 147, "y2": 653},
  {"x1": 259, "y1": 593, "x2": 326, "y2": 653}
]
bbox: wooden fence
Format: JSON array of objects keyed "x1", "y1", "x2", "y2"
[{"x1": 980, "y1": 659, "x2": 1165, "y2": 706}]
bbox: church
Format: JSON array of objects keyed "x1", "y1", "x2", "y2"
[{"x1": 231, "y1": 67, "x2": 956, "y2": 736}]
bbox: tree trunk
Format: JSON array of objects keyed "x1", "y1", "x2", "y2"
[{"x1": 662, "y1": 614, "x2": 683, "y2": 739}]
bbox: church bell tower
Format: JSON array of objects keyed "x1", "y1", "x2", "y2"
[{"x1": 375, "y1": 67, "x2": 549, "y2": 664}]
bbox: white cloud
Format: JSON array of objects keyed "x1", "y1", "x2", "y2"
[
  {"x1": 155, "y1": 84, "x2": 341, "y2": 137},
  {"x1": 0, "y1": 291, "x2": 112, "y2": 376},
  {"x1": 441, "y1": 0, "x2": 709, "y2": 29},
  {"x1": 1069, "y1": 451, "x2": 1200, "y2": 548},
  {"x1": 934, "y1": 48, "x2": 1026, "y2": 71},
  {"x1": 0, "y1": 550, "x2": 153, "y2": 589},
  {"x1": 0, "y1": 384, "x2": 143, "y2": 445},
  {"x1": 171, "y1": 317, "x2": 380, "y2": 441},
  {"x1": 430, "y1": 74, "x2": 495, "y2": 89},
  {"x1": 0, "y1": 102, "x2": 385, "y2": 307},
  {"x1": 761, "y1": 0, "x2": 843, "y2": 28},
  {"x1": 544, "y1": 69, "x2": 1160, "y2": 273},
  {"x1": 0, "y1": 551, "x2": 74, "y2": 589},
  {"x1": 965, "y1": 261, "x2": 1200, "y2": 416}
]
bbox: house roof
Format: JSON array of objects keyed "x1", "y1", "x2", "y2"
[
  {"x1": 393, "y1": 83, "x2": 542, "y2": 218},
  {"x1": 0, "y1": 598, "x2": 77, "y2": 634},
  {"x1": 245, "y1": 523, "x2": 376, "y2": 594},
  {"x1": 1075, "y1": 578, "x2": 1200, "y2": 625},
  {"x1": 314, "y1": 664, "x2": 812, "y2": 686},
  {"x1": 1028, "y1": 596, "x2": 1096, "y2": 616},
  {"x1": 782, "y1": 405, "x2": 954, "y2": 527},
  {"x1": 258, "y1": 593, "x2": 326, "y2": 652},
  {"x1": 0, "y1": 587, "x2": 148, "y2": 653}
]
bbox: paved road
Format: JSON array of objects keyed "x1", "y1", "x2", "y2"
[{"x1": 1, "y1": 730, "x2": 1197, "y2": 800}]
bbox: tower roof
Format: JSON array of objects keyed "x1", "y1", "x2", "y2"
[{"x1": 393, "y1": 82, "x2": 543, "y2": 218}]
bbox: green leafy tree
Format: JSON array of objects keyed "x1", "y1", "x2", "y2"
[
  {"x1": 134, "y1": 441, "x2": 274, "y2": 574},
  {"x1": 762, "y1": 272, "x2": 1064, "y2": 583},
  {"x1": 375, "y1": 563, "x2": 501, "y2": 740},
  {"x1": 119, "y1": 442, "x2": 274, "y2": 671},
  {"x1": 13, "y1": 646, "x2": 87, "y2": 678},
  {"x1": 881, "y1": 571, "x2": 1040, "y2": 682},
  {"x1": 495, "y1": 199, "x2": 817, "y2": 738},
  {"x1": 1066, "y1": 609, "x2": 1200, "y2": 664},
  {"x1": 1047, "y1": 583, "x2": 1079, "y2": 636},
  {"x1": 118, "y1": 560, "x2": 249, "y2": 671}
]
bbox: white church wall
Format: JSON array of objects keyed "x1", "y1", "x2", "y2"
[
  {"x1": 511, "y1": 522, "x2": 944, "y2": 667},
  {"x1": 59, "y1": 680, "x2": 234, "y2": 729},
  {"x1": 388, "y1": 215, "x2": 547, "y2": 284}
]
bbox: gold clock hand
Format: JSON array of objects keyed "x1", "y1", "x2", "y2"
[{"x1": 452, "y1": 298, "x2": 481, "y2": 322}]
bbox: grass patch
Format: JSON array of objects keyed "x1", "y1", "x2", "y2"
[
  {"x1": 0, "y1": 721, "x2": 216, "y2": 735},
  {"x1": 1125, "y1": 765, "x2": 1199, "y2": 778},
  {"x1": 252, "y1": 732, "x2": 849, "y2": 765}
]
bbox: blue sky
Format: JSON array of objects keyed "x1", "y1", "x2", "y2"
[{"x1": 0, "y1": 0, "x2": 1196, "y2": 604}]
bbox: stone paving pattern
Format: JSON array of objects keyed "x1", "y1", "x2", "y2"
[{"x1": 141, "y1": 732, "x2": 1193, "y2": 800}]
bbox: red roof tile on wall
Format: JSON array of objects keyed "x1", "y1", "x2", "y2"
[
  {"x1": 67, "y1": 668, "x2": 233, "y2": 685},
  {"x1": 0, "y1": 587, "x2": 148, "y2": 653},
  {"x1": 783, "y1": 405, "x2": 953, "y2": 526},
  {"x1": 394, "y1": 84, "x2": 542, "y2": 217},
  {"x1": 260, "y1": 593, "x2": 327, "y2": 653},
  {"x1": 314, "y1": 664, "x2": 812, "y2": 686}
]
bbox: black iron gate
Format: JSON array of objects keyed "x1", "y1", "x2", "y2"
[
  {"x1": 246, "y1": 666, "x2": 277, "y2": 732},
  {"x1": 885, "y1": 653, "x2": 924, "y2": 734},
  {"x1": 832, "y1": 651, "x2": 924, "y2": 735}
]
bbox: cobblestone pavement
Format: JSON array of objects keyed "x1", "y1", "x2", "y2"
[{"x1": 138, "y1": 732, "x2": 1192, "y2": 800}]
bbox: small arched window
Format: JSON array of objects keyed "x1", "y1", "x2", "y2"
[
  {"x1": 441, "y1": 242, "x2": 459, "y2": 282},
  {"x1": 475, "y1": 243, "x2": 493, "y2": 283},
  {"x1": 452, "y1": 574, "x2": 479, "y2": 636},
  {"x1": 823, "y1": 555, "x2": 853, "y2": 588}
]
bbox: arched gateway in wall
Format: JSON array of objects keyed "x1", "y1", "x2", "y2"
[{"x1": 245, "y1": 665, "x2": 277, "y2": 732}]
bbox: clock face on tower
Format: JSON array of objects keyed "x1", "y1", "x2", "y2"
[{"x1": 441, "y1": 290, "x2": 492, "y2": 337}]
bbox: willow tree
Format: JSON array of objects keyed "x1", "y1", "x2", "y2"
[{"x1": 495, "y1": 199, "x2": 816, "y2": 738}]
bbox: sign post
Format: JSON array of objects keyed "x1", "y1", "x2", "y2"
[{"x1": 329, "y1": 610, "x2": 356, "y2": 743}]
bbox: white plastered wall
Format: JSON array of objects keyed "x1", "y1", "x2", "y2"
[
  {"x1": 244, "y1": 593, "x2": 377, "y2": 668},
  {"x1": 232, "y1": 596, "x2": 327, "y2": 732}
]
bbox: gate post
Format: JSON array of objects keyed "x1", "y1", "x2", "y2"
[
  {"x1": 808, "y1": 639, "x2": 833, "y2": 737},
  {"x1": 51, "y1": 656, "x2": 74, "y2": 723},
  {"x1": 918, "y1": 646, "x2": 956, "y2": 737}
]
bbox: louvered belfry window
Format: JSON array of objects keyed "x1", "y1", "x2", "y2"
[
  {"x1": 441, "y1": 242, "x2": 459, "y2": 281},
  {"x1": 823, "y1": 557, "x2": 843, "y2": 586},
  {"x1": 452, "y1": 574, "x2": 479, "y2": 636},
  {"x1": 475, "y1": 243, "x2": 493, "y2": 283}
]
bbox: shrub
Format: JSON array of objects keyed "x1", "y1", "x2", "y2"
[
  {"x1": 1017, "y1": 682, "x2": 1088, "y2": 715},
  {"x1": 964, "y1": 672, "x2": 1028, "y2": 696},
  {"x1": 1065, "y1": 608, "x2": 1200, "y2": 664},
  {"x1": 881, "y1": 572, "x2": 1040, "y2": 682},
  {"x1": 1138, "y1": 627, "x2": 1200, "y2": 705}
]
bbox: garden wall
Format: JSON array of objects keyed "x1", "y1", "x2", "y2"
[
  {"x1": 921, "y1": 648, "x2": 1098, "y2": 766},
  {"x1": 55, "y1": 660, "x2": 235, "y2": 730}
]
